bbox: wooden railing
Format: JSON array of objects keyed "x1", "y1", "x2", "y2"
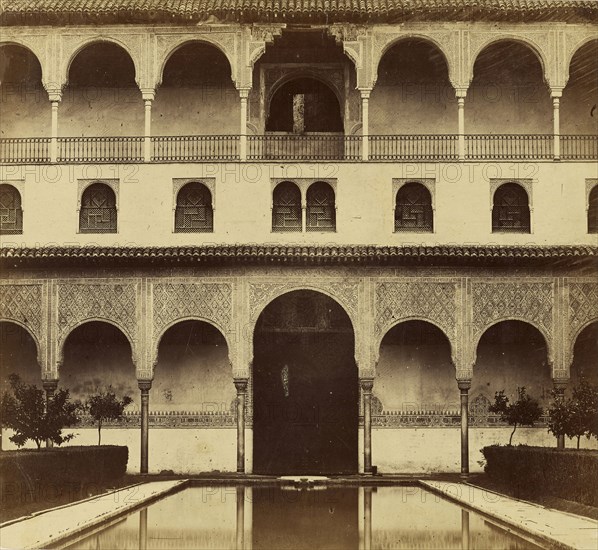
[
  {"x1": 248, "y1": 134, "x2": 361, "y2": 161},
  {"x1": 58, "y1": 137, "x2": 144, "y2": 162},
  {"x1": 152, "y1": 135, "x2": 239, "y2": 161},
  {"x1": 0, "y1": 134, "x2": 596, "y2": 163},
  {"x1": 369, "y1": 135, "x2": 458, "y2": 160},
  {"x1": 465, "y1": 134, "x2": 554, "y2": 160},
  {"x1": 0, "y1": 138, "x2": 50, "y2": 163},
  {"x1": 560, "y1": 135, "x2": 598, "y2": 160}
]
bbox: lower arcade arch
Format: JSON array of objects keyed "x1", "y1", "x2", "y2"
[
  {"x1": 153, "y1": 320, "x2": 233, "y2": 413},
  {"x1": 376, "y1": 320, "x2": 456, "y2": 412},
  {"x1": 61, "y1": 321, "x2": 137, "y2": 410},
  {"x1": 0, "y1": 321, "x2": 40, "y2": 392},
  {"x1": 473, "y1": 321, "x2": 551, "y2": 409},
  {"x1": 252, "y1": 290, "x2": 357, "y2": 475},
  {"x1": 570, "y1": 321, "x2": 598, "y2": 387}
]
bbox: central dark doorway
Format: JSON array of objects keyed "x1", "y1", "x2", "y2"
[{"x1": 253, "y1": 290, "x2": 358, "y2": 475}]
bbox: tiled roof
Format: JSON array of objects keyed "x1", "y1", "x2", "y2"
[
  {"x1": 1, "y1": 0, "x2": 597, "y2": 24},
  {"x1": 1, "y1": 244, "x2": 596, "y2": 267}
]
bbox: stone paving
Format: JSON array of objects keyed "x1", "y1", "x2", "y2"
[
  {"x1": 0, "y1": 480, "x2": 186, "y2": 549},
  {"x1": 421, "y1": 480, "x2": 598, "y2": 550}
]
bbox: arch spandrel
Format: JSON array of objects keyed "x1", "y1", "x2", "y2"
[
  {"x1": 155, "y1": 34, "x2": 240, "y2": 89},
  {"x1": 61, "y1": 35, "x2": 142, "y2": 90},
  {"x1": 56, "y1": 282, "x2": 140, "y2": 371},
  {"x1": 373, "y1": 280, "x2": 460, "y2": 367},
  {"x1": 467, "y1": 32, "x2": 552, "y2": 88},
  {"x1": 371, "y1": 30, "x2": 460, "y2": 91},
  {"x1": 247, "y1": 281, "x2": 364, "y2": 375}
]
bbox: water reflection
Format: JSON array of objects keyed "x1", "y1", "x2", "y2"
[{"x1": 64, "y1": 485, "x2": 541, "y2": 550}]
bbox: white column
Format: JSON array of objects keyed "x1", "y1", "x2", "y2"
[
  {"x1": 142, "y1": 90, "x2": 155, "y2": 163},
  {"x1": 551, "y1": 89, "x2": 562, "y2": 160},
  {"x1": 239, "y1": 88, "x2": 250, "y2": 161},
  {"x1": 456, "y1": 89, "x2": 467, "y2": 161},
  {"x1": 360, "y1": 90, "x2": 371, "y2": 161},
  {"x1": 48, "y1": 91, "x2": 62, "y2": 163}
]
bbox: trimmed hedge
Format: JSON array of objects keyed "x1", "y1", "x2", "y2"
[
  {"x1": 482, "y1": 445, "x2": 598, "y2": 507},
  {"x1": 0, "y1": 446, "x2": 128, "y2": 507}
]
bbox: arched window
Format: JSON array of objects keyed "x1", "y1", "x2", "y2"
[
  {"x1": 588, "y1": 186, "x2": 598, "y2": 234},
  {"x1": 272, "y1": 181, "x2": 301, "y2": 232},
  {"x1": 175, "y1": 182, "x2": 213, "y2": 233},
  {"x1": 0, "y1": 184, "x2": 23, "y2": 234},
  {"x1": 394, "y1": 182, "x2": 433, "y2": 232},
  {"x1": 306, "y1": 182, "x2": 336, "y2": 232},
  {"x1": 492, "y1": 183, "x2": 530, "y2": 233},
  {"x1": 79, "y1": 183, "x2": 117, "y2": 233}
]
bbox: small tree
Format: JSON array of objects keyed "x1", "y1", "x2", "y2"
[
  {"x1": 0, "y1": 374, "x2": 81, "y2": 449},
  {"x1": 86, "y1": 387, "x2": 133, "y2": 445},
  {"x1": 548, "y1": 379, "x2": 598, "y2": 448},
  {"x1": 489, "y1": 387, "x2": 543, "y2": 446}
]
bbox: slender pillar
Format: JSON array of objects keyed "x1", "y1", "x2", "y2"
[
  {"x1": 43, "y1": 380, "x2": 58, "y2": 448},
  {"x1": 360, "y1": 90, "x2": 371, "y2": 161},
  {"x1": 458, "y1": 380, "x2": 471, "y2": 477},
  {"x1": 456, "y1": 90, "x2": 467, "y2": 160},
  {"x1": 461, "y1": 509, "x2": 470, "y2": 550},
  {"x1": 361, "y1": 378, "x2": 374, "y2": 474},
  {"x1": 239, "y1": 88, "x2": 250, "y2": 161},
  {"x1": 551, "y1": 90, "x2": 562, "y2": 160},
  {"x1": 301, "y1": 198, "x2": 307, "y2": 232},
  {"x1": 553, "y1": 379, "x2": 568, "y2": 449},
  {"x1": 236, "y1": 486, "x2": 245, "y2": 550},
  {"x1": 142, "y1": 90, "x2": 155, "y2": 163},
  {"x1": 139, "y1": 507, "x2": 148, "y2": 550},
  {"x1": 234, "y1": 378, "x2": 248, "y2": 473},
  {"x1": 138, "y1": 380, "x2": 152, "y2": 474},
  {"x1": 48, "y1": 91, "x2": 62, "y2": 163},
  {"x1": 363, "y1": 487, "x2": 373, "y2": 550}
]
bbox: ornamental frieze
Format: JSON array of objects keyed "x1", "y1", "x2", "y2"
[
  {"x1": 57, "y1": 282, "x2": 138, "y2": 347},
  {"x1": 0, "y1": 283, "x2": 44, "y2": 343},
  {"x1": 568, "y1": 282, "x2": 598, "y2": 341},
  {"x1": 374, "y1": 280, "x2": 457, "y2": 340},
  {"x1": 470, "y1": 281, "x2": 554, "y2": 344},
  {"x1": 152, "y1": 282, "x2": 233, "y2": 339},
  {"x1": 248, "y1": 280, "x2": 360, "y2": 324}
]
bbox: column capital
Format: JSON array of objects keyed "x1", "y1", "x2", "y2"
[
  {"x1": 237, "y1": 87, "x2": 251, "y2": 99},
  {"x1": 457, "y1": 380, "x2": 472, "y2": 391},
  {"x1": 455, "y1": 88, "x2": 468, "y2": 99},
  {"x1": 233, "y1": 378, "x2": 249, "y2": 392},
  {"x1": 360, "y1": 378, "x2": 374, "y2": 392},
  {"x1": 42, "y1": 380, "x2": 58, "y2": 392},
  {"x1": 138, "y1": 380, "x2": 152, "y2": 392},
  {"x1": 47, "y1": 90, "x2": 62, "y2": 103},
  {"x1": 552, "y1": 378, "x2": 569, "y2": 392},
  {"x1": 550, "y1": 87, "x2": 564, "y2": 98},
  {"x1": 141, "y1": 89, "x2": 156, "y2": 102},
  {"x1": 358, "y1": 88, "x2": 372, "y2": 100}
]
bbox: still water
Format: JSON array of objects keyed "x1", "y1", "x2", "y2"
[{"x1": 63, "y1": 485, "x2": 542, "y2": 549}]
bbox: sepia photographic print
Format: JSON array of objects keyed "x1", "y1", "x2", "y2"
[{"x1": 0, "y1": 1, "x2": 597, "y2": 548}]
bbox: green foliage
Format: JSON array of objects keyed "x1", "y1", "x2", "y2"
[
  {"x1": 86, "y1": 387, "x2": 133, "y2": 445},
  {"x1": 489, "y1": 387, "x2": 543, "y2": 445},
  {"x1": 0, "y1": 374, "x2": 81, "y2": 449},
  {"x1": 548, "y1": 378, "x2": 598, "y2": 448}
]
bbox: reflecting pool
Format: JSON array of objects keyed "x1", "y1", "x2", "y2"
[{"x1": 62, "y1": 485, "x2": 543, "y2": 549}]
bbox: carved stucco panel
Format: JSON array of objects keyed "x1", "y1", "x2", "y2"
[
  {"x1": 567, "y1": 281, "x2": 598, "y2": 367},
  {"x1": 152, "y1": 281, "x2": 234, "y2": 363},
  {"x1": 374, "y1": 280, "x2": 458, "y2": 363},
  {"x1": 471, "y1": 281, "x2": 554, "y2": 362},
  {"x1": 0, "y1": 283, "x2": 46, "y2": 367},
  {"x1": 57, "y1": 282, "x2": 139, "y2": 361}
]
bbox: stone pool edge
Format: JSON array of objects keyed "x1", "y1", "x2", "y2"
[
  {"x1": 420, "y1": 480, "x2": 598, "y2": 550},
  {"x1": 0, "y1": 479, "x2": 188, "y2": 549}
]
